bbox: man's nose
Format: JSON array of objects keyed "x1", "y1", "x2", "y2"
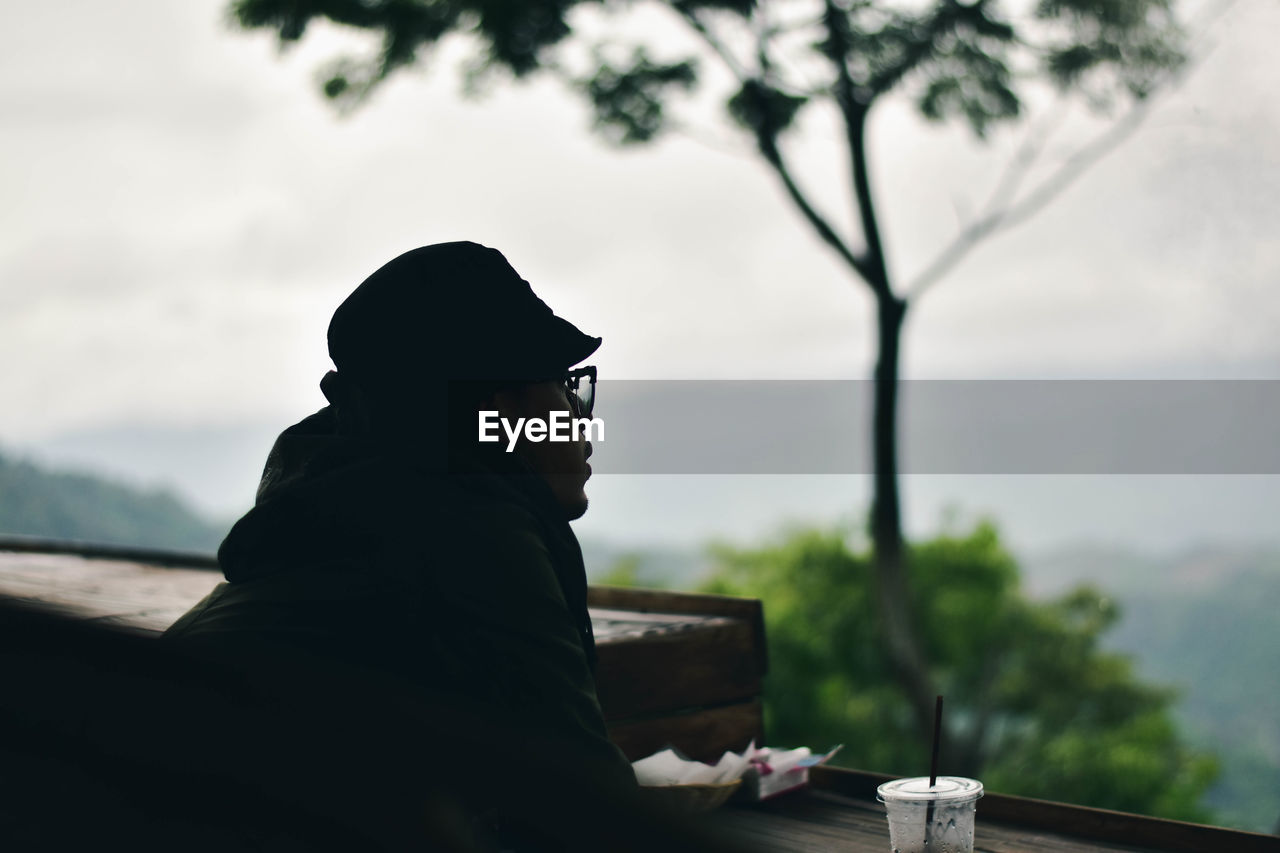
[{"x1": 584, "y1": 441, "x2": 593, "y2": 460}]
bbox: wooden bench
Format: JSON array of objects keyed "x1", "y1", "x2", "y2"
[
  {"x1": 590, "y1": 585, "x2": 766, "y2": 763},
  {"x1": 0, "y1": 538, "x2": 766, "y2": 763}
]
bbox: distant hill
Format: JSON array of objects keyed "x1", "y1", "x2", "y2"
[
  {"x1": 0, "y1": 450, "x2": 225, "y2": 553},
  {"x1": 22, "y1": 421, "x2": 280, "y2": 519},
  {"x1": 1112, "y1": 567, "x2": 1280, "y2": 833},
  {"x1": 1016, "y1": 544, "x2": 1280, "y2": 834}
]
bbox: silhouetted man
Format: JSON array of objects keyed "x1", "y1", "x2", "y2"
[{"x1": 162, "y1": 242, "x2": 633, "y2": 846}]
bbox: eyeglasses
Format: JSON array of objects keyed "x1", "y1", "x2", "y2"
[{"x1": 563, "y1": 365, "x2": 596, "y2": 419}]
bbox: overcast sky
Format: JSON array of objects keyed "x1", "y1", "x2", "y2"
[{"x1": 3, "y1": 0, "x2": 1278, "y2": 552}]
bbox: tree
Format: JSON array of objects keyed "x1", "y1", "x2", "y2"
[
  {"x1": 226, "y1": 0, "x2": 1190, "y2": 740},
  {"x1": 698, "y1": 521, "x2": 1219, "y2": 821}
]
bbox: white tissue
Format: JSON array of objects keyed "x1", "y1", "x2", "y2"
[
  {"x1": 631, "y1": 742, "x2": 843, "y2": 799},
  {"x1": 632, "y1": 740, "x2": 757, "y2": 786}
]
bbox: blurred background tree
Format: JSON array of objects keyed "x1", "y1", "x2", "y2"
[
  {"x1": 698, "y1": 521, "x2": 1219, "y2": 822},
  {"x1": 223, "y1": 0, "x2": 1193, "y2": 740}
]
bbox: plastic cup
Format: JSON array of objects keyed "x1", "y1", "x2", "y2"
[{"x1": 876, "y1": 776, "x2": 983, "y2": 853}]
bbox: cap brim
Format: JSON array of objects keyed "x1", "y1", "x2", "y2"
[{"x1": 552, "y1": 316, "x2": 601, "y2": 368}]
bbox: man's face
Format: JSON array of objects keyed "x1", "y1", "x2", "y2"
[{"x1": 491, "y1": 380, "x2": 592, "y2": 520}]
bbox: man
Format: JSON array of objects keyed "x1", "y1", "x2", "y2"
[{"x1": 162, "y1": 242, "x2": 634, "y2": 844}]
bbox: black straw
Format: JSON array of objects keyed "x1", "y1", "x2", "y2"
[
  {"x1": 929, "y1": 695, "x2": 943, "y2": 787},
  {"x1": 925, "y1": 695, "x2": 944, "y2": 845}
]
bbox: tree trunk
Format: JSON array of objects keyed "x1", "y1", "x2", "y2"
[
  {"x1": 868, "y1": 293, "x2": 935, "y2": 742},
  {"x1": 846, "y1": 106, "x2": 937, "y2": 744}
]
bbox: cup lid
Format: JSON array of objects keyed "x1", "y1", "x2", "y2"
[{"x1": 877, "y1": 776, "x2": 984, "y2": 803}]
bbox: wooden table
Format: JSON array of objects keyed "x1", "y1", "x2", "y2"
[
  {"x1": 715, "y1": 788, "x2": 1101, "y2": 853},
  {"x1": 703, "y1": 767, "x2": 1280, "y2": 852}
]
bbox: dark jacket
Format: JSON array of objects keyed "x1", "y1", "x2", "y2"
[{"x1": 162, "y1": 406, "x2": 634, "y2": 793}]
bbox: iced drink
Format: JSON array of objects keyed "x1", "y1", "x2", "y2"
[{"x1": 876, "y1": 776, "x2": 983, "y2": 853}]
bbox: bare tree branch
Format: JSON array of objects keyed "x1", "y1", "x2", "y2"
[
  {"x1": 671, "y1": 2, "x2": 871, "y2": 283},
  {"x1": 759, "y1": 13, "x2": 830, "y2": 97},
  {"x1": 904, "y1": 0, "x2": 1237, "y2": 301},
  {"x1": 756, "y1": 131, "x2": 872, "y2": 283},
  {"x1": 665, "y1": 117, "x2": 758, "y2": 159},
  {"x1": 821, "y1": 0, "x2": 893, "y2": 297},
  {"x1": 903, "y1": 95, "x2": 1155, "y2": 300},
  {"x1": 674, "y1": 6, "x2": 751, "y2": 82},
  {"x1": 749, "y1": 1, "x2": 819, "y2": 98},
  {"x1": 977, "y1": 105, "x2": 1070, "y2": 226}
]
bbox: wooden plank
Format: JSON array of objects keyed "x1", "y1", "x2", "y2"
[
  {"x1": 588, "y1": 585, "x2": 768, "y2": 677},
  {"x1": 709, "y1": 793, "x2": 888, "y2": 853},
  {"x1": 0, "y1": 553, "x2": 759, "y2": 630},
  {"x1": 587, "y1": 586, "x2": 763, "y2": 618},
  {"x1": 0, "y1": 535, "x2": 218, "y2": 569},
  {"x1": 595, "y1": 616, "x2": 762, "y2": 720},
  {"x1": 810, "y1": 767, "x2": 1280, "y2": 853},
  {"x1": 607, "y1": 699, "x2": 763, "y2": 764},
  {"x1": 591, "y1": 608, "x2": 726, "y2": 643},
  {"x1": 0, "y1": 553, "x2": 751, "y2": 645},
  {"x1": 0, "y1": 551, "x2": 222, "y2": 634}
]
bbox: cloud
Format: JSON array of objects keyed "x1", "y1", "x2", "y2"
[{"x1": 2, "y1": 0, "x2": 1278, "y2": 446}]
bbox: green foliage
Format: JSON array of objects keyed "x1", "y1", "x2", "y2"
[
  {"x1": 672, "y1": 0, "x2": 755, "y2": 14},
  {"x1": 1037, "y1": 0, "x2": 1186, "y2": 100},
  {"x1": 593, "y1": 551, "x2": 691, "y2": 589},
  {"x1": 915, "y1": 40, "x2": 1020, "y2": 138},
  {"x1": 727, "y1": 80, "x2": 808, "y2": 141},
  {"x1": 596, "y1": 553, "x2": 644, "y2": 587},
  {"x1": 228, "y1": 0, "x2": 1187, "y2": 141},
  {"x1": 581, "y1": 49, "x2": 699, "y2": 144},
  {"x1": 698, "y1": 521, "x2": 1217, "y2": 822},
  {"x1": 833, "y1": 0, "x2": 1022, "y2": 136},
  {"x1": 581, "y1": 540, "x2": 704, "y2": 588},
  {"x1": 0, "y1": 451, "x2": 224, "y2": 553},
  {"x1": 232, "y1": 0, "x2": 585, "y2": 110}
]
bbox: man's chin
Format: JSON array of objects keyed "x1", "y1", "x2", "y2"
[
  {"x1": 564, "y1": 495, "x2": 588, "y2": 521},
  {"x1": 544, "y1": 475, "x2": 589, "y2": 520}
]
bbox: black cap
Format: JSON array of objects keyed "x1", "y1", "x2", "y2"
[{"x1": 328, "y1": 242, "x2": 601, "y2": 384}]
